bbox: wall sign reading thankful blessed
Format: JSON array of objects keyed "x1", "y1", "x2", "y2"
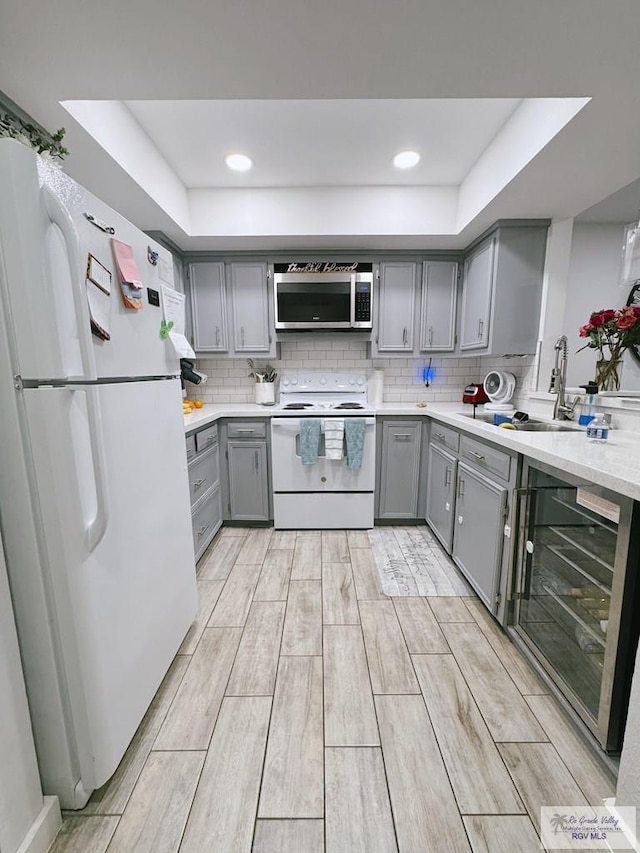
[{"x1": 274, "y1": 262, "x2": 373, "y2": 274}]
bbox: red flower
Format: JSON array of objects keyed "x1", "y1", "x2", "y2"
[
  {"x1": 616, "y1": 307, "x2": 639, "y2": 330},
  {"x1": 590, "y1": 309, "x2": 615, "y2": 327},
  {"x1": 579, "y1": 324, "x2": 593, "y2": 337}
]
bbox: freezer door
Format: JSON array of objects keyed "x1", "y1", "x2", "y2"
[
  {"x1": 0, "y1": 140, "x2": 179, "y2": 382},
  {"x1": 21, "y1": 378, "x2": 196, "y2": 801}
]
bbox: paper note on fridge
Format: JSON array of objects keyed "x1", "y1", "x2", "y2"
[
  {"x1": 161, "y1": 285, "x2": 195, "y2": 358},
  {"x1": 112, "y1": 239, "x2": 144, "y2": 310}
]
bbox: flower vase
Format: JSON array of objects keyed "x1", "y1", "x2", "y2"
[
  {"x1": 255, "y1": 382, "x2": 275, "y2": 405},
  {"x1": 595, "y1": 357, "x2": 623, "y2": 393}
]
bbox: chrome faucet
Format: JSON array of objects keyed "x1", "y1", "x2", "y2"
[{"x1": 550, "y1": 335, "x2": 577, "y2": 420}]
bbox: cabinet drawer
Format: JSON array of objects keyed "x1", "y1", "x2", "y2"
[
  {"x1": 195, "y1": 424, "x2": 218, "y2": 453},
  {"x1": 188, "y1": 445, "x2": 220, "y2": 506},
  {"x1": 185, "y1": 434, "x2": 196, "y2": 462},
  {"x1": 192, "y1": 484, "x2": 222, "y2": 561},
  {"x1": 227, "y1": 421, "x2": 267, "y2": 439},
  {"x1": 459, "y1": 434, "x2": 511, "y2": 481},
  {"x1": 430, "y1": 423, "x2": 459, "y2": 453}
]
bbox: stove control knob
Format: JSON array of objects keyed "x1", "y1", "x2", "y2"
[
  {"x1": 349, "y1": 378, "x2": 356, "y2": 385},
  {"x1": 290, "y1": 378, "x2": 298, "y2": 385},
  {"x1": 356, "y1": 377, "x2": 365, "y2": 386},
  {"x1": 282, "y1": 378, "x2": 290, "y2": 387},
  {"x1": 320, "y1": 377, "x2": 327, "y2": 385}
]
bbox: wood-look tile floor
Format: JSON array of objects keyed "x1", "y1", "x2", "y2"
[{"x1": 54, "y1": 526, "x2": 616, "y2": 853}]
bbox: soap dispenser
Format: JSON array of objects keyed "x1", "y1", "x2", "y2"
[{"x1": 579, "y1": 381, "x2": 598, "y2": 426}]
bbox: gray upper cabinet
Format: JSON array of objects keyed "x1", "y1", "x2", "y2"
[
  {"x1": 189, "y1": 262, "x2": 228, "y2": 352},
  {"x1": 420, "y1": 261, "x2": 458, "y2": 352},
  {"x1": 377, "y1": 421, "x2": 421, "y2": 518},
  {"x1": 229, "y1": 262, "x2": 273, "y2": 355},
  {"x1": 459, "y1": 238, "x2": 495, "y2": 352},
  {"x1": 375, "y1": 262, "x2": 417, "y2": 352},
  {"x1": 459, "y1": 224, "x2": 548, "y2": 356}
]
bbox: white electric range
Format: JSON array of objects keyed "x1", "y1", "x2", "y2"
[{"x1": 271, "y1": 373, "x2": 376, "y2": 529}]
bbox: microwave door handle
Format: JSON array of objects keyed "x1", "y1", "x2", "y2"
[{"x1": 350, "y1": 273, "x2": 356, "y2": 327}]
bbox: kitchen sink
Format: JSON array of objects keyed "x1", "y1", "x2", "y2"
[{"x1": 459, "y1": 412, "x2": 580, "y2": 432}]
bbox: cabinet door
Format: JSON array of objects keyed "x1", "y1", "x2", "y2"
[
  {"x1": 376, "y1": 262, "x2": 417, "y2": 352},
  {"x1": 459, "y1": 237, "x2": 496, "y2": 352},
  {"x1": 230, "y1": 262, "x2": 271, "y2": 353},
  {"x1": 420, "y1": 261, "x2": 458, "y2": 351},
  {"x1": 452, "y1": 462, "x2": 507, "y2": 610},
  {"x1": 425, "y1": 443, "x2": 457, "y2": 552},
  {"x1": 227, "y1": 440, "x2": 269, "y2": 521},
  {"x1": 189, "y1": 262, "x2": 228, "y2": 352},
  {"x1": 377, "y1": 421, "x2": 421, "y2": 518}
]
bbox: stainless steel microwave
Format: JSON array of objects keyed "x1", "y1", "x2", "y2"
[{"x1": 273, "y1": 262, "x2": 374, "y2": 330}]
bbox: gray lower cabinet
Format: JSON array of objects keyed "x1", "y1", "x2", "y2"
[
  {"x1": 376, "y1": 419, "x2": 426, "y2": 519},
  {"x1": 187, "y1": 423, "x2": 223, "y2": 561},
  {"x1": 425, "y1": 443, "x2": 457, "y2": 551},
  {"x1": 220, "y1": 420, "x2": 271, "y2": 523},
  {"x1": 227, "y1": 440, "x2": 270, "y2": 521},
  {"x1": 452, "y1": 462, "x2": 507, "y2": 610}
]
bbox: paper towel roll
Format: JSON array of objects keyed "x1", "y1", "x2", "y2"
[{"x1": 369, "y1": 369, "x2": 384, "y2": 405}]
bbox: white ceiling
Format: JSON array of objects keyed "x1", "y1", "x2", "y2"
[
  {"x1": 1, "y1": 0, "x2": 640, "y2": 250},
  {"x1": 124, "y1": 98, "x2": 521, "y2": 188}
]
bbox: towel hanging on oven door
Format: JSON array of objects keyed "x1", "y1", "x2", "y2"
[{"x1": 323, "y1": 418, "x2": 345, "y2": 460}]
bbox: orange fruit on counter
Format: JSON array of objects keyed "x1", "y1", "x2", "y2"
[{"x1": 194, "y1": 400, "x2": 204, "y2": 408}]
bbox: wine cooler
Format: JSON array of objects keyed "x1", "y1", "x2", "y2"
[{"x1": 510, "y1": 459, "x2": 640, "y2": 752}]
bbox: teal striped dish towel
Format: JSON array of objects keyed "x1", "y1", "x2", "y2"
[
  {"x1": 300, "y1": 418, "x2": 321, "y2": 465},
  {"x1": 345, "y1": 418, "x2": 366, "y2": 470}
]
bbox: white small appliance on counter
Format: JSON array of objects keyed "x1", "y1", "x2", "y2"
[
  {"x1": 271, "y1": 373, "x2": 376, "y2": 528},
  {"x1": 483, "y1": 370, "x2": 517, "y2": 411}
]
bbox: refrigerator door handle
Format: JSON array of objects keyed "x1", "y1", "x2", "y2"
[
  {"x1": 82, "y1": 386, "x2": 109, "y2": 551},
  {"x1": 43, "y1": 186, "x2": 97, "y2": 382}
]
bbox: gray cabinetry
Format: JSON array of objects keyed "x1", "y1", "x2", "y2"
[
  {"x1": 375, "y1": 262, "x2": 417, "y2": 352},
  {"x1": 221, "y1": 419, "x2": 271, "y2": 523},
  {"x1": 186, "y1": 422, "x2": 223, "y2": 561},
  {"x1": 425, "y1": 443, "x2": 457, "y2": 551},
  {"x1": 189, "y1": 262, "x2": 228, "y2": 352},
  {"x1": 460, "y1": 224, "x2": 548, "y2": 356},
  {"x1": 425, "y1": 419, "x2": 518, "y2": 619},
  {"x1": 229, "y1": 261, "x2": 274, "y2": 355},
  {"x1": 377, "y1": 420, "x2": 422, "y2": 519},
  {"x1": 452, "y1": 462, "x2": 507, "y2": 610},
  {"x1": 420, "y1": 261, "x2": 458, "y2": 352}
]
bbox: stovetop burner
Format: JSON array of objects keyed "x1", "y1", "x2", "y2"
[
  {"x1": 333, "y1": 402, "x2": 364, "y2": 409},
  {"x1": 283, "y1": 402, "x2": 313, "y2": 410}
]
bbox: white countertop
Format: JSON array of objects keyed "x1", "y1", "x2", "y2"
[{"x1": 184, "y1": 401, "x2": 640, "y2": 501}]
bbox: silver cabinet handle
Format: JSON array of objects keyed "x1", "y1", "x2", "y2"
[
  {"x1": 198, "y1": 522, "x2": 210, "y2": 538},
  {"x1": 478, "y1": 318, "x2": 484, "y2": 340},
  {"x1": 457, "y1": 478, "x2": 465, "y2": 498},
  {"x1": 216, "y1": 326, "x2": 220, "y2": 347},
  {"x1": 428, "y1": 326, "x2": 434, "y2": 346},
  {"x1": 468, "y1": 450, "x2": 485, "y2": 461},
  {"x1": 393, "y1": 433, "x2": 412, "y2": 439},
  {"x1": 236, "y1": 428, "x2": 255, "y2": 433},
  {"x1": 444, "y1": 467, "x2": 451, "y2": 487},
  {"x1": 254, "y1": 450, "x2": 259, "y2": 473},
  {"x1": 193, "y1": 477, "x2": 207, "y2": 490},
  {"x1": 402, "y1": 326, "x2": 408, "y2": 346},
  {"x1": 434, "y1": 431, "x2": 446, "y2": 441},
  {"x1": 241, "y1": 326, "x2": 245, "y2": 347}
]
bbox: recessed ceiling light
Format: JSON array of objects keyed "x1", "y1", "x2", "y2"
[
  {"x1": 393, "y1": 150, "x2": 421, "y2": 169},
  {"x1": 225, "y1": 153, "x2": 253, "y2": 172}
]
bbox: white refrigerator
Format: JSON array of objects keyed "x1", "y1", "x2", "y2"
[{"x1": 0, "y1": 140, "x2": 197, "y2": 809}]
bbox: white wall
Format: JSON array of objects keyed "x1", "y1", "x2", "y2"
[
  {"x1": 617, "y1": 642, "x2": 640, "y2": 811},
  {"x1": 0, "y1": 531, "x2": 60, "y2": 853},
  {"x1": 564, "y1": 223, "x2": 640, "y2": 391}
]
